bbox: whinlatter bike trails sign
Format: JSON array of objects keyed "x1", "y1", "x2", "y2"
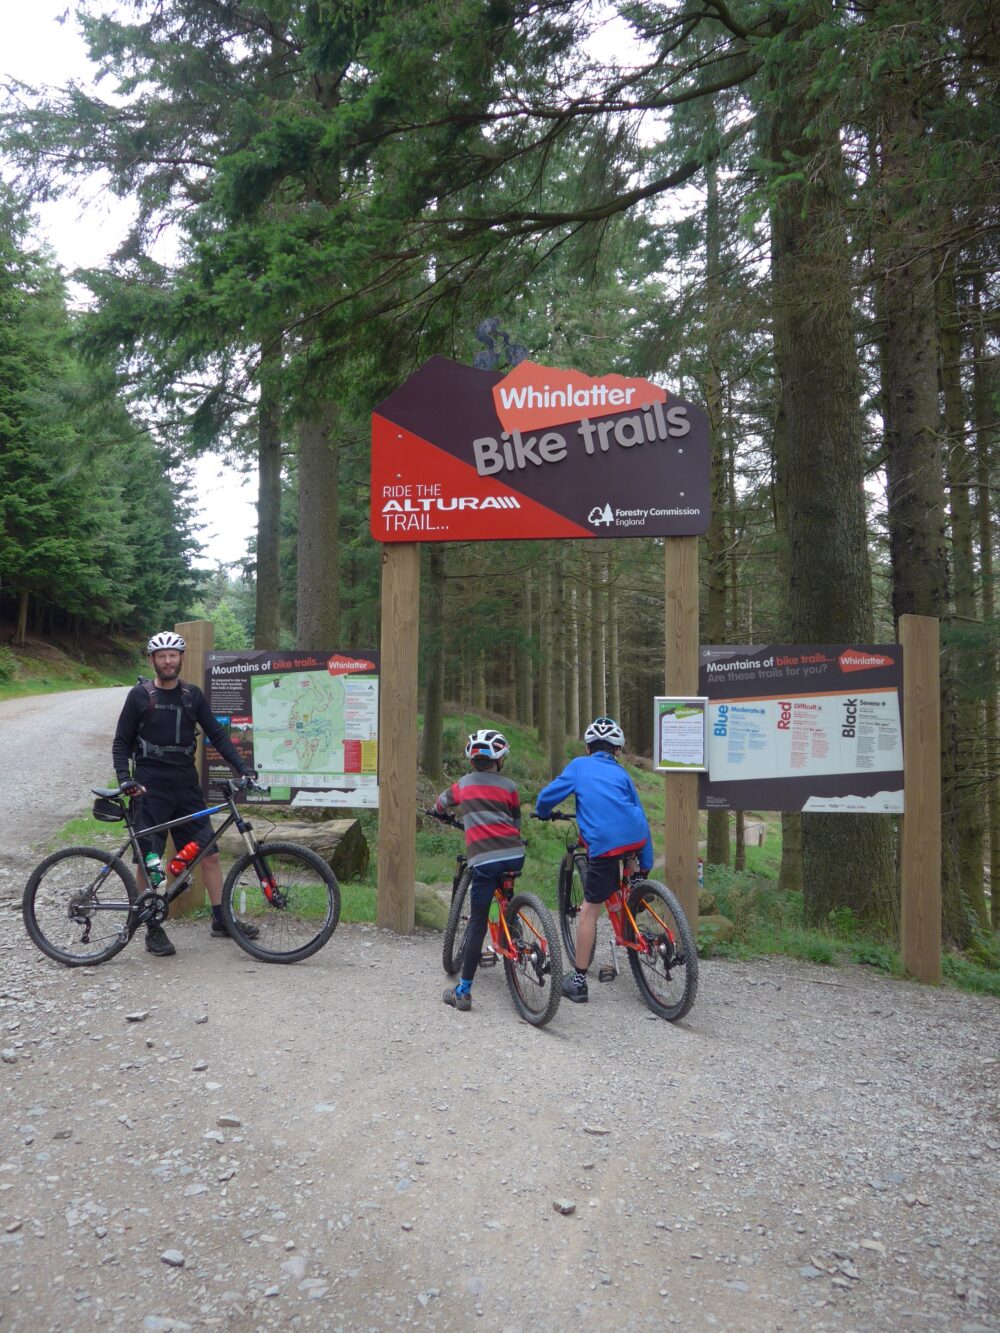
[{"x1": 370, "y1": 356, "x2": 711, "y2": 542}]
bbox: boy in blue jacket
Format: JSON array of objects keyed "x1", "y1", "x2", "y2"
[{"x1": 535, "y1": 717, "x2": 653, "y2": 1003}]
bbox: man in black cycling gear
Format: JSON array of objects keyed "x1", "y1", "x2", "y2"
[{"x1": 113, "y1": 631, "x2": 257, "y2": 956}]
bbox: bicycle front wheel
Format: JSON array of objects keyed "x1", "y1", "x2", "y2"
[
  {"x1": 23, "y1": 847, "x2": 137, "y2": 967},
  {"x1": 557, "y1": 852, "x2": 590, "y2": 970},
  {"x1": 503, "y1": 892, "x2": 563, "y2": 1027},
  {"x1": 222, "y1": 841, "x2": 340, "y2": 964},
  {"x1": 442, "y1": 866, "x2": 472, "y2": 975},
  {"x1": 625, "y1": 879, "x2": 698, "y2": 1021}
]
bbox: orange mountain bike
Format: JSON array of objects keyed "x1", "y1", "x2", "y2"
[
  {"x1": 546, "y1": 811, "x2": 697, "y2": 1022},
  {"x1": 430, "y1": 811, "x2": 563, "y2": 1027}
]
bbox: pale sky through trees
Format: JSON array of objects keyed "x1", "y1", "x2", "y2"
[{"x1": 1, "y1": 0, "x2": 258, "y2": 571}]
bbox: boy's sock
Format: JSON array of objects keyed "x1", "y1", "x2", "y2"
[
  {"x1": 455, "y1": 979, "x2": 472, "y2": 996},
  {"x1": 211, "y1": 904, "x2": 225, "y2": 925},
  {"x1": 574, "y1": 969, "x2": 587, "y2": 985}
]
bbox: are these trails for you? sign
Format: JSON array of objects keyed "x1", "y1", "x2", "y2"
[
  {"x1": 370, "y1": 356, "x2": 711, "y2": 542},
  {"x1": 698, "y1": 645, "x2": 904, "y2": 814}
]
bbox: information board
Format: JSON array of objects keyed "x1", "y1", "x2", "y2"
[
  {"x1": 653, "y1": 697, "x2": 708, "y2": 771},
  {"x1": 203, "y1": 649, "x2": 379, "y2": 808},
  {"x1": 699, "y1": 645, "x2": 903, "y2": 813}
]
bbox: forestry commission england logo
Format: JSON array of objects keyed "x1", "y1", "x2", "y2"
[{"x1": 588, "y1": 503, "x2": 614, "y2": 527}]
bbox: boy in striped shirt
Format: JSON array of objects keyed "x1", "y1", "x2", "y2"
[{"x1": 434, "y1": 728, "x2": 524, "y2": 1012}]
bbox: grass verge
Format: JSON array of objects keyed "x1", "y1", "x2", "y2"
[{"x1": 701, "y1": 850, "x2": 1000, "y2": 999}]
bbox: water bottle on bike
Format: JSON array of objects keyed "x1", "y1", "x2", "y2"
[{"x1": 167, "y1": 840, "x2": 200, "y2": 878}]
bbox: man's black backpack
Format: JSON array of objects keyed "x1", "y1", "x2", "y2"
[{"x1": 133, "y1": 676, "x2": 200, "y2": 759}]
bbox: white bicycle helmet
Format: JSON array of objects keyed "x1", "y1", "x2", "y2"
[
  {"x1": 147, "y1": 631, "x2": 186, "y2": 654},
  {"x1": 584, "y1": 716, "x2": 625, "y2": 747},
  {"x1": 465, "y1": 728, "x2": 511, "y2": 762}
]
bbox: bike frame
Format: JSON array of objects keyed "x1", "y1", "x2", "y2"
[
  {"x1": 437, "y1": 813, "x2": 550, "y2": 964},
  {"x1": 486, "y1": 871, "x2": 550, "y2": 962},
  {"x1": 560, "y1": 820, "x2": 675, "y2": 957},
  {"x1": 86, "y1": 785, "x2": 272, "y2": 932}
]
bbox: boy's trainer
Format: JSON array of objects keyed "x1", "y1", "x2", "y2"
[
  {"x1": 562, "y1": 972, "x2": 589, "y2": 1003},
  {"x1": 443, "y1": 986, "x2": 472, "y2": 1012}
]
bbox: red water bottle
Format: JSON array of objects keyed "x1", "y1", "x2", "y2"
[{"x1": 168, "y1": 840, "x2": 200, "y2": 876}]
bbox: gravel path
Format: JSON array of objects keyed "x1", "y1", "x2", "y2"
[{"x1": 1, "y1": 690, "x2": 999, "y2": 1332}]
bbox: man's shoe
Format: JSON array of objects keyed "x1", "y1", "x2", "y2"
[
  {"x1": 561, "y1": 973, "x2": 589, "y2": 1003},
  {"x1": 443, "y1": 986, "x2": 472, "y2": 1012},
  {"x1": 211, "y1": 917, "x2": 260, "y2": 941},
  {"x1": 145, "y1": 925, "x2": 176, "y2": 957}
]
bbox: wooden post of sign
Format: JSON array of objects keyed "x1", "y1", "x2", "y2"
[
  {"x1": 663, "y1": 538, "x2": 700, "y2": 928},
  {"x1": 377, "y1": 543, "x2": 420, "y2": 932},
  {"x1": 168, "y1": 618, "x2": 214, "y2": 919},
  {"x1": 899, "y1": 613, "x2": 941, "y2": 983}
]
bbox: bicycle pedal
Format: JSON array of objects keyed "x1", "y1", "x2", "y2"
[
  {"x1": 479, "y1": 952, "x2": 498, "y2": 968},
  {"x1": 598, "y1": 964, "x2": 616, "y2": 983}
]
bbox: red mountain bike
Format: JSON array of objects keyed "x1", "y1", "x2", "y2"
[
  {"x1": 547, "y1": 811, "x2": 697, "y2": 1021},
  {"x1": 431, "y1": 811, "x2": 563, "y2": 1027}
]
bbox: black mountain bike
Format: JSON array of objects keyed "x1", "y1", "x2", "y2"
[{"x1": 22, "y1": 777, "x2": 340, "y2": 967}]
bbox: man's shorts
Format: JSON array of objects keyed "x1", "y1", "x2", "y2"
[{"x1": 134, "y1": 782, "x2": 215, "y2": 860}]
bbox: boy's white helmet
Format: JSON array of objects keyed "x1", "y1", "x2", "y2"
[
  {"x1": 584, "y1": 716, "x2": 625, "y2": 747},
  {"x1": 465, "y1": 729, "x2": 511, "y2": 762},
  {"x1": 147, "y1": 631, "x2": 186, "y2": 653}
]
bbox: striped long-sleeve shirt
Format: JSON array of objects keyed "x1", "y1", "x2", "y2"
[{"x1": 433, "y1": 770, "x2": 524, "y2": 867}]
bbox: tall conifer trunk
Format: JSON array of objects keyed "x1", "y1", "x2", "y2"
[
  {"x1": 972, "y1": 272, "x2": 1000, "y2": 928},
  {"x1": 254, "y1": 345, "x2": 282, "y2": 649},
  {"x1": 877, "y1": 75, "x2": 962, "y2": 943},
  {"x1": 939, "y1": 267, "x2": 987, "y2": 927},
  {"x1": 607, "y1": 560, "x2": 621, "y2": 725},
  {"x1": 548, "y1": 555, "x2": 567, "y2": 773},
  {"x1": 421, "y1": 545, "x2": 446, "y2": 781},
  {"x1": 705, "y1": 152, "x2": 730, "y2": 867},
  {"x1": 769, "y1": 3, "x2": 895, "y2": 930},
  {"x1": 518, "y1": 576, "x2": 534, "y2": 727},
  {"x1": 296, "y1": 407, "x2": 339, "y2": 647}
]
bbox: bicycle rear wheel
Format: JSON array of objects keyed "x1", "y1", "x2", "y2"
[
  {"x1": 222, "y1": 841, "x2": 340, "y2": 963},
  {"x1": 625, "y1": 879, "x2": 698, "y2": 1021},
  {"x1": 503, "y1": 892, "x2": 563, "y2": 1027},
  {"x1": 23, "y1": 847, "x2": 137, "y2": 967},
  {"x1": 557, "y1": 852, "x2": 590, "y2": 970},
  {"x1": 442, "y1": 867, "x2": 473, "y2": 975}
]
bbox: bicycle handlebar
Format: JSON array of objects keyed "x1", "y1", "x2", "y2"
[
  {"x1": 532, "y1": 809, "x2": 573, "y2": 821},
  {"x1": 108, "y1": 774, "x2": 269, "y2": 801},
  {"x1": 426, "y1": 808, "x2": 462, "y2": 829}
]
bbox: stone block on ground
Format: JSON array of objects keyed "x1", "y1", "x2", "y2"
[
  {"x1": 698, "y1": 887, "x2": 718, "y2": 915},
  {"x1": 415, "y1": 882, "x2": 451, "y2": 931},
  {"x1": 216, "y1": 818, "x2": 369, "y2": 882},
  {"x1": 697, "y1": 913, "x2": 735, "y2": 947}
]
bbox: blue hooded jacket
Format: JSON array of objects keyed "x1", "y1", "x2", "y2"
[{"x1": 535, "y1": 751, "x2": 653, "y2": 872}]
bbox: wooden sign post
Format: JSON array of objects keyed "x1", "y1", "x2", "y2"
[
  {"x1": 376, "y1": 543, "x2": 421, "y2": 932},
  {"x1": 663, "y1": 539, "x2": 700, "y2": 928},
  {"x1": 169, "y1": 618, "x2": 214, "y2": 919},
  {"x1": 899, "y1": 613, "x2": 941, "y2": 983}
]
